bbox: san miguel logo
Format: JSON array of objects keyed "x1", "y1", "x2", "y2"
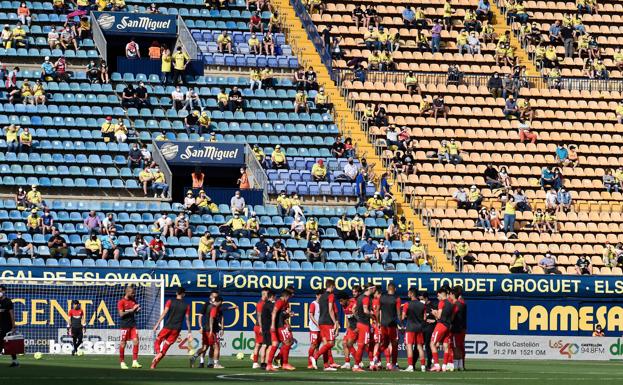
[
  {"x1": 179, "y1": 145, "x2": 240, "y2": 161},
  {"x1": 116, "y1": 16, "x2": 172, "y2": 31}
]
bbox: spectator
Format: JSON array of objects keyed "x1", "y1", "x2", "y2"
[
  {"x1": 561, "y1": 24, "x2": 575, "y2": 58},
  {"x1": 125, "y1": 38, "x2": 140, "y2": 59},
  {"x1": 19, "y1": 127, "x2": 32, "y2": 154},
  {"x1": 311, "y1": 159, "x2": 327, "y2": 182},
  {"x1": 498, "y1": 166, "x2": 512, "y2": 189},
  {"x1": 271, "y1": 145, "x2": 288, "y2": 169},
  {"x1": 25, "y1": 208, "x2": 39, "y2": 235},
  {"x1": 230, "y1": 190, "x2": 248, "y2": 217},
  {"x1": 172, "y1": 46, "x2": 189, "y2": 85},
  {"x1": 518, "y1": 119, "x2": 537, "y2": 143},
  {"x1": 133, "y1": 234, "x2": 150, "y2": 260},
  {"x1": 249, "y1": 11, "x2": 263, "y2": 32},
  {"x1": 237, "y1": 167, "x2": 251, "y2": 190},
  {"x1": 352, "y1": 4, "x2": 364, "y2": 28},
  {"x1": 453, "y1": 187, "x2": 468, "y2": 209},
  {"x1": 147, "y1": 3, "x2": 159, "y2": 13},
  {"x1": 431, "y1": 19, "x2": 443, "y2": 53},
  {"x1": 540, "y1": 166, "x2": 557, "y2": 190},
  {"x1": 151, "y1": 166, "x2": 169, "y2": 198},
  {"x1": 503, "y1": 196, "x2": 517, "y2": 236},
  {"x1": 467, "y1": 31, "x2": 481, "y2": 54},
  {"x1": 365, "y1": 4, "x2": 380, "y2": 28},
  {"x1": 351, "y1": 214, "x2": 367, "y2": 240},
  {"x1": 101, "y1": 213, "x2": 116, "y2": 235},
  {"x1": 355, "y1": 171, "x2": 368, "y2": 207},
  {"x1": 251, "y1": 236, "x2": 271, "y2": 262},
  {"x1": 555, "y1": 143, "x2": 569, "y2": 165},
  {"x1": 603, "y1": 169, "x2": 619, "y2": 193},
  {"x1": 360, "y1": 237, "x2": 378, "y2": 262},
  {"x1": 402, "y1": 5, "x2": 415, "y2": 26},
  {"x1": 10, "y1": 231, "x2": 34, "y2": 258},
  {"x1": 135, "y1": 81, "x2": 149, "y2": 108},
  {"x1": 153, "y1": 214, "x2": 173, "y2": 237},
  {"x1": 456, "y1": 29, "x2": 469, "y2": 54},
  {"x1": 476, "y1": 207, "x2": 493, "y2": 233},
  {"x1": 548, "y1": 20, "x2": 562, "y2": 44},
  {"x1": 539, "y1": 253, "x2": 561, "y2": 274},
  {"x1": 114, "y1": 120, "x2": 128, "y2": 143},
  {"x1": 11, "y1": 21, "x2": 27, "y2": 49},
  {"x1": 85, "y1": 59, "x2": 101, "y2": 84},
  {"x1": 366, "y1": 192, "x2": 384, "y2": 217},
  {"x1": 503, "y1": 95, "x2": 520, "y2": 119},
  {"x1": 272, "y1": 239, "x2": 289, "y2": 262},
  {"x1": 467, "y1": 185, "x2": 483, "y2": 210},
  {"x1": 128, "y1": 143, "x2": 143, "y2": 169},
  {"x1": 138, "y1": 166, "x2": 155, "y2": 197},
  {"x1": 518, "y1": 98, "x2": 534, "y2": 122},
  {"x1": 294, "y1": 90, "x2": 309, "y2": 114},
  {"x1": 276, "y1": 191, "x2": 291, "y2": 216},
  {"x1": 219, "y1": 236, "x2": 240, "y2": 259},
  {"x1": 306, "y1": 236, "x2": 326, "y2": 263},
  {"x1": 432, "y1": 95, "x2": 448, "y2": 119},
  {"x1": 121, "y1": 83, "x2": 136, "y2": 108},
  {"x1": 174, "y1": 212, "x2": 192, "y2": 237},
  {"x1": 221, "y1": 213, "x2": 247, "y2": 238},
  {"x1": 263, "y1": 31, "x2": 275, "y2": 56},
  {"x1": 16, "y1": 2, "x2": 31, "y2": 26},
  {"x1": 83, "y1": 210, "x2": 102, "y2": 234},
  {"x1": 48, "y1": 229, "x2": 69, "y2": 258},
  {"x1": 290, "y1": 215, "x2": 306, "y2": 239},
  {"x1": 184, "y1": 87, "x2": 202, "y2": 112},
  {"x1": 228, "y1": 86, "x2": 244, "y2": 112},
  {"x1": 184, "y1": 111, "x2": 200, "y2": 134},
  {"x1": 410, "y1": 237, "x2": 427, "y2": 265},
  {"x1": 454, "y1": 240, "x2": 476, "y2": 268},
  {"x1": 305, "y1": 217, "x2": 320, "y2": 242},
  {"x1": 148, "y1": 234, "x2": 166, "y2": 261},
  {"x1": 249, "y1": 68, "x2": 262, "y2": 90},
  {"x1": 337, "y1": 214, "x2": 355, "y2": 240},
  {"x1": 509, "y1": 251, "x2": 529, "y2": 273},
  {"x1": 217, "y1": 31, "x2": 232, "y2": 53},
  {"x1": 24, "y1": 184, "x2": 43, "y2": 209},
  {"x1": 184, "y1": 190, "x2": 198, "y2": 214},
  {"x1": 575, "y1": 255, "x2": 592, "y2": 275},
  {"x1": 101, "y1": 229, "x2": 121, "y2": 260},
  {"x1": 84, "y1": 234, "x2": 103, "y2": 259},
  {"x1": 557, "y1": 188, "x2": 572, "y2": 212},
  {"x1": 40, "y1": 208, "x2": 54, "y2": 236},
  {"x1": 58, "y1": 27, "x2": 76, "y2": 52},
  {"x1": 314, "y1": 87, "x2": 333, "y2": 114},
  {"x1": 161, "y1": 45, "x2": 172, "y2": 84},
  {"x1": 98, "y1": 59, "x2": 109, "y2": 84},
  {"x1": 484, "y1": 164, "x2": 502, "y2": 189},
  {"x1": 446, "y1": 138, "x2": 462, "y2": 164}
]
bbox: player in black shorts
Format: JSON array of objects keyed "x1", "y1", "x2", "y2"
[
  {"x1": 0, "y1": 285, "x2": 18, "y2": 367},
  {"x1": 260, "y1": 290, "x2": 276, "y2": 369},
  {"x1": 67, "y1": 300, "x2": 86, "y2": 355}
]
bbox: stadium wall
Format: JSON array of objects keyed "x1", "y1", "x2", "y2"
[{"x1": 2, "y1": 267, "x2": 622, "y2": 359}]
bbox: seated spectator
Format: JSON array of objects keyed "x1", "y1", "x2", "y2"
[
  {"x1": 306, "y1": 236, "x2": 326, "y2": 263},
  {"x1": 128, "y1": 143, "x2": 143, "y2": 169},
  {"x1": 509, "y1": 251, "x2": 530, "y2": 273},
  {"x1": 311, "y1": 159, "x2": 327, "y2": 182},
  {"x1": 538, "y1": 253, "x2": 560, "y2": 274},
  {"x1": 294, "y1": 90, "x2": 309, "y2": 114},
  {"x1": 410, "y1": 237, "x2": 427, "y2": 265},
  {"x1": 456, "y1": 29, "x2": 469, "y2": 54},
  {"x1": 365, "y1": 4, "x2": 380, "y2": 29},
  {"x1": 153, "y1": 213, "x2": 173, "y2": 237},
  {"x1": 249, "y1": 68, "x2": 262, "y2": 90},
  {"x1": 121, "y1": 84, "x2": 136, "y2": 108},
  {"x1": 402, "y1": 5, "x2": 415, "y2": 26},
  {"x1": 517, "y1": 98, "x2": 534, "y2": 122},
  {"x1": 351, "y1": 214, "x2": 367, "y2": 240},
  {"x1": 19, "y1": 127, "x2": 32, "y2": 154},
  {"x1": 101, "y1": 229, "x2": 121, "y2": 260},
  {"x1": 454, "y1": 240, "x2": 477, "y2": 268},
  {"x1": 151, "y1": 165, "x2": 169, "y2": 198},
  {"x1": 467, "y1": 185, "x2": 483, "y2": 210},
  {"x1": 25, "y1": 208, "x2": 39, "y2": 235},
  {"x1": 260, "y1": 67, "x2": 274, "y2": 89},
  {"x1": 366, "y1": 192, "x2": 385, "y2": 217},
  {"x1": 557, "y1": 188, "x2": 572, "y2": 212},
  {"x1": 484, "y1": 164, "x2": 502, "y2": 189},
  {"x1": 41, "y1": 56, "x2": 57, "y2": 81},
  {"x1": 314, "y1": 87, "x2": 333, "y2": 114},
  {"x1": 290, "y1": 215, "x2": 306, "y2": 239},
  {"x1": 352, "y1": 4, "x2": 365, "y2": 28},
  {"x1": 134, "y1": 81, "x2": 149, "y2": 108},
  {"x1": 446, "y1": 138, "x2": 462, "y2": 164},
  {"x1": 133, "y1": 234, "x2": 150, "y2": 260},
  {"x1": 504, "y1": 95, "x2": 520, "y2": 119},
  {"x1": 603, "y1": 169, "x2": 619, "y2": 193},
  {"x1": 47, "y1": 26, "x2": 60, "y2": 50},
  {"x1": 360, "y1": 237, "x2": 378, "y2": 262},
  {"x1": 276, "y1": 191, "x2": 291, "y2": 216},
  {"x1": 196, "y1": 191, "x2": 218, "y2": 214},
  {"x1": 48, "y1": 229, "x2": 69, "y2": 258},
  {"x1": 184, "y1": 111, "x2": 200, "y2": 134},
  {"x1": 545, "y1": 188, "x2": 558, "y2": 212},
  {"x1": 249, "y1": 11, "x2": 263, "y2": 32},
  {"x1": 217, "y1": 31, "x2": 233, "y2": 53},
  {"x1": 25, "y1": 184, "x2": 43, "y2": 208},
  {"x1": 432, "y1": 95, "x2": 448, "y2": 119},
  {"x1": 476, "y1": 0, "x2": 493, "y2": 22},
  {"x1": 517, "y1": 119, "x2": 537, "y2": 144},
  {"x1": 250, "y1": 236, "x2": 271, "y2": 262},
  {"x1": 271, "y1": 145, "x2": 288, "y2": 169},
  {"x1": 60, "y1": 26, "x2": 78, "y2": 51},
  {"x1": 337, "y1": 214, "x2": 355, "y2": 240},
  {"x1": 367, "y1": 50, "x2": 381, "y2": 71},
  {"x1": 575, "y1": 255, "x2": 592, "y2": 275},
  {"x1": 171, "y1": 85, "x2": 184, "y2": 111},
  {"x1": 11, "y1": 21, "x2": 28, "y2": 49},
  {"x1": 476, "y1": 207, "x2": 493, "y2": 233},
  {"x1": 453, "y1": 187, "x2": 468, "y2": 209},
  {"x1": 40, "y1": 208, "x2": 54, "y2": 236},
  {"x1": 532, "y1": 208, "x2": 546, "y2": 233},
  {"x1": 17, "y1": 2, "x2": 31, "y2": 26},
  {"x1": 272, "y1": 239, "x2": 289, "y2": 262},
  {"x1": 540, "y1": 166, "x2": 557, "y2": 190},
  {"x1": 148, "y1": 234, "x2": 166, "y2": 261},
  {"x1": 174, "y1": 212, "x2": 192, "y2": 237},
  {"x1": 1, "y1": 24, "x2": 12, "y2": 49},
  {"x1": 555, "y1": 143, "x2": 569, "y2": 165},
  {"x1": 114, "y1": 120, "x2": 128, "y2": 143},
  {"x1": 101, "y1": 213, "x2": 116, "y2": 235},
  {"x1": 263, "y1": 31, "x2": 275, "y2": 56},
  {"x1": 382, "y1": 194, "x2": 395, "y2": 217},
  {"x1": 405, "y1": 71, "x2": 420, "y2": 97},
  {"x1": 305, "y1": 217, "x2": 319, "y2": 242},
  {"x1": 228, "y1": 86, "x2": 244, "y2": 112},
  {"x1": 614, "y1": 48, "x2": 623, "y2": 72},
  {"x1": 248, "y1": 33, "x2": 261, "y2": 55},
  {"x1": 83, "y1": 210, "x2": 102, "y2": 234},
  {"x1": 548, "y1": 20, "x2": 562, "y2": 44},
  {"x1": 10, "y1": 232, "x2": 34, "y2": 258},
  {"x1": 230, "y1": 190, "x2": 248, "y2": 216},
  {"x1": 138, "y1": 166, "x2": 155, "y2": 197}
]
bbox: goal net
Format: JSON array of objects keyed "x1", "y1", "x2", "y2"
[{"x1": 2, "y1": 277, "x2": 164, "y2": 355}]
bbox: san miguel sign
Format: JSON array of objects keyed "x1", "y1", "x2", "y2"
[
  {"x1": 157, "y1": 141, "x2": 246, "y2": 166},
  {"x1": 94, "y1": 12, "x2": 177, "y2": 36}
]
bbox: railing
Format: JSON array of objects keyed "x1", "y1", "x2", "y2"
[
  {"x1": 90, "y1": 11, "x2": 107, "y2": 64},
  {"x1": 289, "y1": 0, "x2": 333, "y2": 76},
  {"x1": 177, "y1": 15, "x2": 199, "y2": 60},
  {"x1": 245, "y1": 143, "x2": 269, "y2": 203}
]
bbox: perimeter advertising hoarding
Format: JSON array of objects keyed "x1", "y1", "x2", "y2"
[{"x1": 1, "y1": 267, "x2": 622, "y2": 358}]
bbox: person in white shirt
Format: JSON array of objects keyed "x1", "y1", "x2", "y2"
[
  {"x1": 467, "y1": 32, "x2": 481, "y2": 54},
  {"x1": 308, "y1": 291, "x2": 322, "y2": 367},
  {"x1": 183, "y1": 86, "x2": 202, "y2": 111},
  {"x1": 125, "y1": 38, "x2": 140, "y2": 58},
  {"x1": 154, "y1": 213, "x2": 173, "y2": 237},
  {"x1": 171, "y1": 86, "x2": 184, "y2": 111},
  {"x1": 342, "y1": 157, "x2": 359, "y2": 181}
]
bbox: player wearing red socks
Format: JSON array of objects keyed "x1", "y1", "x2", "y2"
[
  {"x1": 430, "y1": 286, "x2": 453, "y2": 372},
  {"x1": 310, "y1": 280, "x2": 340, "y2": 371},
  {"x1": 267, "y1": 288, "x2": 295, "y2": 371},
  {"x1": 308, "y1": 290, "x2": 322, "y2": 369},
  {"x1": 117, "y1": 285, "x2": 141, "y2": 369},
  {"x1": 151, "y1": 287, "x2": 191, "y2": 369},
  {"x1": 450, "y1": 285, "x2": 467, "y2": 371},
  {"x1": 401, "y1": 288, "x2": 426, "y2": 372},
  {"x1": 252, "y1": 288, "x2": 269, "y2": 369},
  {"x1": 378, "y1": 283, "x2": 401, "y2": 370},
  {"x1": 353, "y1": 284, "x2": 375, "y2": 372},
  {"x1": 339, "y1": 285, "x2": 360, "y2": 369}
]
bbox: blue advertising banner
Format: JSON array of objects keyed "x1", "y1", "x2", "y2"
[
  {"x1": 1, "y1": 267, "x2": 622, "y2": 337},
  {"x1": 94, "y1": 12, "x2": 177, "y2": 36},
  {"x1": 156, "y1": 141, "x2": 245, "y2": 166}
]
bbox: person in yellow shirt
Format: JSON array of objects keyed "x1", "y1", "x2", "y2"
[
  {"x1": 337, "y1": 214, "x2": 354, "y2": 240},
  {"x1": 382, "y1": 195, "x2": 394, "y2": 217},
  {"x1": 367, "y1": 192, "x2": 384, "y2": 217},
  {"x1": 367, "y1": 50, "x2": 381, "y2": 71},
  {"x1": 277, "y1": 191, "x2": 291, "y2": 216},
  {"x1": 363, "y1": 26, "x2": 378, "y2": 50},
  {"x1": 311, "y1": 159, "x2": 327, "y2": 181},
  {"x1": 294, "y1": 89, "x2": 309, "y2": 113},
  {"x1": 271, "y1": 145, "x2": 287, "y2": 169},
  {"x1": 250, "y1": 68, "x2": 262, "y2": 90},
  {"x1": 446, "y1": 138, "x2": 462, "y2": 164},
  {"x1": 19, "y1": 126, "x2": 32, "y2": 154},
  {"x1": 376, "y1": 26, "x2": 389, "y2": 51},
  {"x1": 26, "y1": 208, "x2": 39, "y2": 234},
  {"x1": 454, "y1": 241, "x2": 475, "y2": 266},
  {"x1": 314, "y1": 87, "x2": 333, "y2": 114},
  {"x1": 33, "y1": 80, "x2": 46, "y2": 105},
  {"x1": 160, "y1": 46, "x2": 172, "y2": 84},
  {"x1": 198, "y1": 231, "x2": 216, "y2": 261},
  {"x1": 246, "y1": 212, "x2": 260, "y2": 238},
  {"x1": 21, "y1": 79, "x2": 33, "y2": 104},
  {"x1": 152, "y1": 166, "x2": 168, "y2": 198},
  {"x1": 260, "y1": 67, "x2": 274, "y2": 89},
  {"x1": 248, "y1": 33, "x2": 261, "y2": 55},
  {"x1": 467, "y1": 185, "x2": 483, "y2": 210},
  {"x1": 420, "y1": 96, "x2": 433, "y2": 117},
  {"x1": 379, "y1": 50, "x2": 393, "y2": 71},
  {"x1": 198, "y1": 111, "x2": 211, "y2": 134},
  {"x1": 518, "y1": 99, "x2": 534, "y2": 122},
  {"x1": 543, "y1": 44, "x2": 558, "y2": 68},
  {"x1": 12, "y1": 22, "x2": 27, "y2": 48},
  {"x1": 414, "y1": 7, "x2": 427, "y2": 30},
  {"x1": 592, "y1": 59, "x2": 608, "y2": 80},
  {"x1": 252, "y1": 144, "x2": 266, "y2": 166},
  {"x1": 112, "y1": 0, "x2": 126, "y2": 11},
  {"x1": 305, "y1": 217, "x2": 319, "y2": 241},
  {"x1": 222, "y1": 213, "x2": 247, "y2": 237},
  {"x1": 217, "y1": 31, "x2": 232, "y2": 53},
  {"x1": 26, "y1": 185, "x2": 43, "y2": 208},
  {"x1": 100, "y1": 116, "x2": 116, "y2": 142},
  {"x1": 172, "y1": 46, "x2": 190, "y2": 85},
  {"x1": 456, "y1": 29, "x2": 469, "y2": 54},
  {"x1": 217, "y1": 87, "x2": 229, "y2": 111},
  {"x1": 351, "y1": 214, "x2": 366, "y2": 240},
  {"x1": 85, "y1": 234, "x2": 102, "y2": 259},
  {"x1": 138, "y1": 166, "x2": 154, "y2": 196},
  {"x1": 616, "y1": 101, "x2": 623, "y2": 124},
  {"x1": 410, "y1": 236, "x2": 427, "y2": 265},
  {"x1": 5, "y1": 124, "x2": 19, "y2": 152},
  {"x1": 114, "y1": 120, "x2": 128, "y2": 143}
]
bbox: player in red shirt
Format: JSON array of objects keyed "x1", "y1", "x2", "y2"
[
  {"x1": 378, "y1": 283, "x2": 401, "y2": 370},
  {"x1": 401, "y1": 288, "x2": 426, "y2": 372},
  {"x1": 67, "y1": 300, "x2": 85, "y2": 356},
  {"x1": 151, "y1": 287, "x2": 191, "y2": 369},
  {"x1": 310, "y1": 279, "x2": 341, "y2": 371},
  {"x1": 267, "y1": 288, "x2": 295, "y2": 371},
  {"x1": 430, "y1": 286, "x2": 454, "y2": 372},
  {"x1": 339, "y1": 285, "x2": 360, "y2": 369},
  {"x1": 252, "y1": 288, "x2": 269, "y2": 369},
  {"x1": 117, "y1": 285, "x2": 142, "y2": 369},
  {"x1": 450, "y1": 285, "x2": 467, "y2": 371},
  {"x1": 353, "y1": 284, "x2": 375, "y2": 372},
  {"x1": 369, "y1": 285, "x2": 382, "y2": 370}
]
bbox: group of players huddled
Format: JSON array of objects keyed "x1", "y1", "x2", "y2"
[
  {"x1": 111, "y1": 280, "x2": 466, "y2": 372},
  {"x1": 250, "y1": 280, "x2": 467, "y2": 373}
]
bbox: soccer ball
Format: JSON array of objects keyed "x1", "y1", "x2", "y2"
[
  {"x1": 76, "y1": 350, "x2": 84, "y2": 357},
  {"x1": 236, "y1": 352, "x2": 245, "y2": 360},
  {"x1": 34, "y1": 352, "x2": 43, "y2": 360}
]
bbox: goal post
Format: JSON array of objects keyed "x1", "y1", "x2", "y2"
[{"x1": 1, "y1": 277, "x2": 164, "y2": 355}]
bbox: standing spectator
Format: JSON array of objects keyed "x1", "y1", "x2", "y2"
[
  {"x1": 125, "y1": 38, "x2": 140, "y2": 59},
  {"x1": 306, "y1": 236, "x2": 326, "y2": 263},
  {"x1": 10, "y1": 232, "x2": 34, "y2": 258},
  {"x1": 238, "y1": 167, "x2": 251, "y2": 190},
  {"x1": 83, "y1": 210, "x2": 102, "y2": 235},
  {"x1": 575, "y1": 255, "x2": 592, "y2": 275},
  {"x1": 48, "y1": 229, "x2": 69, "y2": 258},
  {"x1": 219, "y1": 236, "x2": 240, "y2": 259},
  {"x1": 172, "y1": 46, "x2": 189, "y2": 85},
  {"x1": 561, "y1": 24, "x2": 575, "y2": 58},
  {"x1": 431, "y1": 20, "x2": 442, "y2": 53},
  {"x1": 148, "y1": 234, "x2": 166, "y2": 261},
  {"x1": 148, "y1": 41, "x2": 161, "y2": 60},
  {"x1": 161, "y1": 45, "x2": 172, "y2": 84},
  {"x1": 133, "y1": 234, "x2": 150, "y2": 260},
  {"x1": 503, "y1": 196, "x2": 517, "y2": 236},
  {"x1": 509, "y1": 251, "x2": 529, "y2": 273},
  {"x1": 355, "y1": 171, "x2": 368, "y2": 207},
  {"x1": 539, "y1": 253, "x2": 561, "y2": 274}
]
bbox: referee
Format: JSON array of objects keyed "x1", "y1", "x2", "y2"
[
  {"x1": 67, "y1": 300, "x2": 85, "y2": 356},
  {"x1": 0, "y1": 285, "x2": 18, "y2": 367}
]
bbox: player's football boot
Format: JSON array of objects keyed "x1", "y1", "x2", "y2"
[
  {"x1": 120, "y1": 362, "x2": 129, "y2": 370},
  {"x1": 189, "y1": 356, "x2": 196, "y2": 368},
  {"x1": 323, "y1": 367, "x2": 337, "y2": 371},
  {"x1": 309, "y1": 356, "x2": 318, "y2": 370},
  {"x1": 430, "y1": 365, "x2": 442, "y2": 372},
  {"x1": 402, "y1": 365, "x2": 414, "y2": 372},
  {"x1": 282, "y1": 364, "x2": 296, "y2": 371},
  {"x1": 340, "y1": 362, "x2": 351, "y2": 369},
  {"x1": 9, "y1": 362, "x2": 19, "y2": 368},
  {"x1": 421, "y1": 365, "x2": 427, "y2": 372},
  {"x1": 132, "y1": 361, "x2": 142, "y2": 369},
  {"x1": 213, "y1": 363, "x2": 225, "y2": 369},
  {"x1": 329, "y1": 363, "x2": 341, "y2": 369},
  {"x1": 352, "y1": 366, "x2": 365, "y2": 372},
  {"x1": 198, "y1": 362, "x2": 205, "y2": 368},
  {"x1": 265, "y1": 364, "x2": 278, "y2": 371},
  {"x1": 252, "y1": 363, "x2": 261, "y2": 369}
]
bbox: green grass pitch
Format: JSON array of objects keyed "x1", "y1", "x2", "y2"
[{"x1": 0, "y1": 355, "x2": 621, "y2": 385}]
